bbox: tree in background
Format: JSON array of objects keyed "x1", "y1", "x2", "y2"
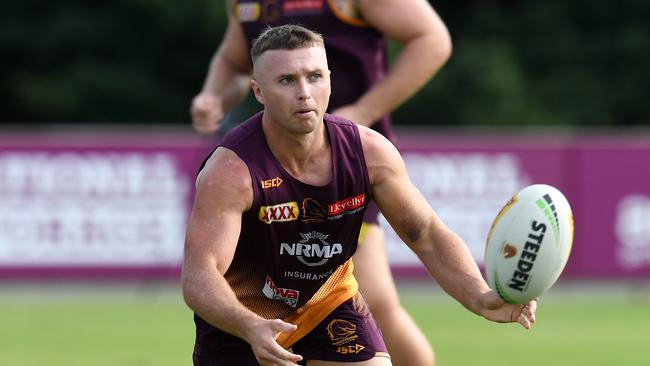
[
  {"x1": 0, "y1": 1, "x2": 226, "y2": 124},
  {"x1": 1, "y1": 0, "x2": 648, "y2": 127},
  {"x1": 403, "y1": 0, "x2": 650, "y2": 127}
]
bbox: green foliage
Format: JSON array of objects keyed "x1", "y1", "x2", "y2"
[
  {"x1": 1, "y1": 1, "x2": 228, "y2": 124},
  {"x1": 1, "y1": 0, "x2": 649, "y2": 126},
  {"x1": 396, "y1": 0, "x2": 650, "y2": 127}
]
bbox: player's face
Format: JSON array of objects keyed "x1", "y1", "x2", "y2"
[{"x1": 252, "y1": 46, "x2": 331, "y2": 135}]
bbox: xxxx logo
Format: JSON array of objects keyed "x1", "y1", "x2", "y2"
[{"x1": 259, "y1": 202, "x2": 299, "y2": 224}]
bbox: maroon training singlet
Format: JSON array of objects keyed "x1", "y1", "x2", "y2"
[{"x1": 193, "y1": 112, "x2": 371, "y2": 349}]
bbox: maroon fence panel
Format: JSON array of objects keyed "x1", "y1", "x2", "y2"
[
  {"x1": 1, "y1": 130, "x2": 649, "y2": 279},
  {"x1": 386, "y1": 133, "x2": 650, "y2": 279},
  {"x1": 0, "y1": 131, "x2": 212, "y2": 279}
]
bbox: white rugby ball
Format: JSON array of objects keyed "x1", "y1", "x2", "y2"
[{"x1": 484, "y1": 184, "x2": 574, "y2": 304}]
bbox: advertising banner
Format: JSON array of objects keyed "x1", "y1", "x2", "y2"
[
  {"x1": 1, "y1": 130, "x2": 649, "y2": 279},
  {"x1": 384, "y1": 133, "x2": 650, "y2": 278},
  {"x1": 0, "y1": 132, "x2": 212, "y2": 278},
  {"x1": 573, "y1": 139, "x2": 650, "y2": 276}
]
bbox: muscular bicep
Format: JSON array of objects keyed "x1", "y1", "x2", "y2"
[
  {"x1": 183, "y1": 148, "x2": 253, "y2": 275},
  {"x1": 361, "y1": 127, "x2": 443, "y2": 251},
  {"x1": 219, "y1": 11, "x2": 253, "y2": 75},
  {"x1": 359, "y1": 0, "x2": 447, "y2": 44}
]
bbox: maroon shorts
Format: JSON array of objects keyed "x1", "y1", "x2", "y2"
[{"x1": 192, "y1": 296, "x2": 388, "y2": 365}]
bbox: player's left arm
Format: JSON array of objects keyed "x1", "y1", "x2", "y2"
[
  {"x1": 332, "y1": 0, "x2": 452, "y2": 126},
  {"x1": 359, "y1": 125, "x2": 537, "y2": 329}
]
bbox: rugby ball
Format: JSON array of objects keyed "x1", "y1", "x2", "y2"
[{"x1": 484, "y1": 184, "x2": 574, "y2": 304}]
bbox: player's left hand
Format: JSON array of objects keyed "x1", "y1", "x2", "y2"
[{"x1": 479, "y1": 291, "x2": 538, "y2": 330}]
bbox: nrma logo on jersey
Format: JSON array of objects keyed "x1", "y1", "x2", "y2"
[
  {"x1": 280, "y1": 231, "x2": 343, "y2": 267},
  {"x1": 262, "y1": 275, "x2": 299, "y2": 308},
  {"x1": 259, "y1": 201, "x2": 299, "y2": 224}
]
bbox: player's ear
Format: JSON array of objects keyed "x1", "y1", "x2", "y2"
[{"x1": 251, "y1": 79, "x2": 264, "y2": 105}]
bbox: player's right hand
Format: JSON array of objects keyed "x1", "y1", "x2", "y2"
[
  {"x1": 479, "y1": 290, "x2": 538, "y2": 330},
  {"x1": 246, "y1": 318, "x2": 303, "y2": 366},
  {"x1": 191, "y1": 93, "x2": 225, "y2": 135}
]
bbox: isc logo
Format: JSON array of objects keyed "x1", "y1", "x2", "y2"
[
  {"x1": 336, "y1": 344, "x2": 365, "y2": 355},
  {"x1": 261, "y1": 177, "x2": 283, "y2": 189}
]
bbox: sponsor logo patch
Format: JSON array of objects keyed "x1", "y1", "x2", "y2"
[
  {"x1": 336, "y1": 344, "x2": 365, "y2": 355},
  {"x1": 328, "y1": 194, "x2": 366, "y2": 216},
  {"x1": 327, "y1": 318, "x2": 367, "y2": 354},
  {"x1": 280, "y1": 231, "x2": 342, "y2": 266},
  {"x1": 262, "y1": 275, "x2": 299, "y2": 308},
  {"x1": 236, "y1": 2, "x2": 261, "y2": 22},
  {"x1": 283, "y1": 0, "x2": 324, "y2": 15},
  {"x1": 302, "y1": 198, "x2": 327, "y2": 223},
  {"x1": 508, "y1": 220, "x2": 546, "y2": 293},
  {"x1": 259, "y1": 201, "x2": 299, "y2": 224},
  {"x1": 301, "y1": 194, "x2": 366, "y2": 223},
  {"x1": 261, "y1": 177, "x2": 283, "y2": 189},
  {"x1": 327, "y1": 319, "x2": 358, "y2": 346}
]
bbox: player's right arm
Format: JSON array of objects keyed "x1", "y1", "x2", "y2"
[
  {"x1": 182, "y1": 147, "x2": 302, "y2": 365},
  {"x1": 191, "y1": 3, "x2": 253, "y2": 134}
]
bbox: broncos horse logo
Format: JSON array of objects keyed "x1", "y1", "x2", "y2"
[{"x1": 326, "y1": 319, "x2": 357, "y2": 343}]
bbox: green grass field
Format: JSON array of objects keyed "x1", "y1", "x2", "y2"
[{"x1": 1, "y1": 281, "x2": 648, "y2": 365}]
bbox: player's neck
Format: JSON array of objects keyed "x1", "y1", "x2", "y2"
[{"x1": 264, "y1": 120, "x2": 332, "y2": 186}]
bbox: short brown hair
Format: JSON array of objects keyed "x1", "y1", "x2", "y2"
[{"x1": 251, "y1": 24, "x2": 324, "y2": 63}]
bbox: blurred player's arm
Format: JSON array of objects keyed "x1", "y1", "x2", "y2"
[
  {"x1": 332, "y1": 0, "x2": 452, "y2": 126},
  {"x1": 182, "y1": 148, "x2": 302, "y2": 365},
  {"x1": 191, "y1": 5, "x2": 253, "y2": 134},
  {"x1": 360, "y1": 126, "x2": 537, "y2": 329}
]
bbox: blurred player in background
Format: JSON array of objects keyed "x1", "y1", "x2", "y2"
[
  {"x1": 183, "y1": 24, "x2": 537, "y2": 366},
  {"x1": 190, "y1": 1, "x2": 451, "y2": 365}
]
